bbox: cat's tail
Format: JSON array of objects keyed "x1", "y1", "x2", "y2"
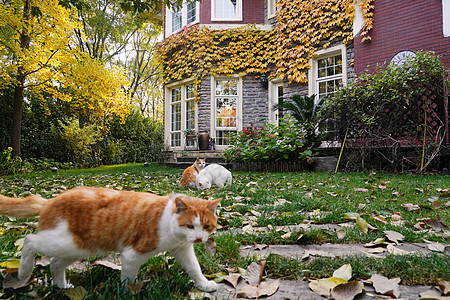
[{"x1": 0, "y1": 194, "x2": 49, "y2": 218}]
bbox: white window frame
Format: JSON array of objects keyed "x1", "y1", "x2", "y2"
[
  {"x1": 210, "y1": 75, "x2": 243, "y2": 150},
  {"x1": 211, "y1": 0, "x2": 243, "y2": 21},
  {"x1": 443, "y1": 0, "x2": 450, "y2": 37},
  {"x1": 165, "y1": 80, "x2": 198, "y2": 150},
  {"x1": 165, "y1": 2, "x2": 200, "y2": 38},
  {"x1": 309, "y1": 44, "x2": 347, "y2": 145},
  {"x1": 308, "y1": 44, "x2": 347, "y2": 102},
  {"x1": 268, "y1": 0, "x2": 277, "y2": 19},
  {"x1": 268, "y1": 79, "x2": 283, "y2": 125}
]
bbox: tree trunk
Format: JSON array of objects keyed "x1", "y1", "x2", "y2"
[{"x1": 11, "y1": 0, "x2": 31, "y2": 157}]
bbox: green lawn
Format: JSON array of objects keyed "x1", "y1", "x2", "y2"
[{"x1": 0, "y1": 163, "x2": 448, "y2": 298}]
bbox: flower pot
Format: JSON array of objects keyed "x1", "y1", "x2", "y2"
[{"x1": 198, "y1": 131, "x2": 209, "y2": 150}]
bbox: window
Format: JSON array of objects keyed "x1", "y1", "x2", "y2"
[
  {"x1": 316, "y1": 54, "x2": 343, "y2": 99},
  {"x1": 268, "y1": 0, "x2": 277, "y2": 19},
  {"x1": 309, "y1": 45, "x2": 347, "y2": 142},
  {"x1": 269, "y1": 80, "x2": 283, "y2": 125},
  {"x1": 214, "y1": 78, "x2": 239, "y2": 146},
  {"x1": 172, "y1": 8, "x2": 182, "y2": 32},
  {"x1": 168, "y1": 83, "x2": 197, "y2": 148},
  {"x1": 443, "y1": 0, "x2": 450, "y2": 37},
  {"x1": 165, "y1": 2, "x2": 199, "y2": 37},
  {"x1": 211, "y1": 0, "x2": 242, "y2": 21}
]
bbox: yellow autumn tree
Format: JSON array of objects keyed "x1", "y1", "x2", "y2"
[{"x1": 0, "y1": 0, "x2": 131, "y2": 156}]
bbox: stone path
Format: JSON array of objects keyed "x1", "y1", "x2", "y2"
[{"x1": 205, "y1": 242, "x2": 448, "y2": 300}]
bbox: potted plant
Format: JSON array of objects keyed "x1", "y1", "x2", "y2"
[{"x1": 183, "y1": 129, "x2": 197, "y2": 140}]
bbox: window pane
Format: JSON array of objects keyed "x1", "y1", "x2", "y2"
[
  {"x1": 216, "y1": 130, "x2": 234, "y2": 145},
  {"x1": 215, "y1": 79, "x2": 238, "y2": 95},
  {"x1": 187, "y1": 2, "x2": 196, "y2": 24},
  {"x1": 171, "y1": 87, "x2": 181, "y2": 103},
  {"x1": 186, "y1": 100, "x2": 195, "y2": 130},
  {"x1": 171, "y1": 103, "x2": 181, "y2": 131},
  {"x1": 216, "y1": 96, "x2": 237, "y2": 128},
  {"x1": 171, "y1": 132, "x2": 181, "y2": 147},
  {"x1": 215, "y1": 0, "x2": 237, "y2": 19},
  {"x1": 172, "y1": 9, "x2": 182, "y2": 32},
  {"x1": 186, "y1": 84, "x2": 195, "y2": 99}
]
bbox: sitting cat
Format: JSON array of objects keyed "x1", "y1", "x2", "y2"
[
  {"x1": 179, "y1": 158, "x2": 206, "y2": 187},
  {"x1": 0, "y1": 187, "x2": 220, "y2": 292},
  {"x1": 196, "y1": 164, "x2": 232, "y2": 190}
]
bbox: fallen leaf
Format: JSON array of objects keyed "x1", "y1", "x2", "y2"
[
  {"x1": 369, "y1": 273, "x2": 401, "y2": 298},
  {"x1": 331, "y1": 281, "x2": 364, "y2": 300},
  {"x1": 383, "y1": 230, "x2": 404, "y2": 244},
  {"x1": 371, "y1": 215, "x2": 388, "y2": 224},
  {"x1": 343, "y1": 212, "x2": 359, "y2": 220},
  {"x1": 401, "y1": 203, "x2": 420, "y2": 211},
  {"x1": 14, "y1": 238, "x2": 25, "y2": 251},
  {"x1": 426, "y1": 242, "x2": 447, "y2": 253},
  {"x1": 333, "y1": 264, "x2": 352, "y2": 281},
  {"x1": 281, "y1": 231, "x2": 292, "y2": 239},
  {"x1": 242, "y1": 224, "x2": 254, "y2": 234},
  {"x1": 36, "y1": 256, "x2": 51, "y2": 267},
  {"x1": 386, "y1": 244, "x2": 410, "y2": 255},
  {"x1": 91, "y1": 260, "x2": 121, "y2": 270},
  {"x1": 353, "y1": 188, "x2": 369, "y2": 192},
  {"x1": 356, "y1": 216, "x2": 369, "y2": 234},
  {"x1": 422, "y1": 219, "x2": 449, "y2": 232},
  {"x1": 64, "y1": 286, "x2": 88, "y2": 300},
  {"x1": 437, "y1": 279, "x2": 450, "y2": 295},
  {"x1": 0, "y1": 259, "x2": 21, "y2": 269},
  {"x1": 254, "y1": 243, "x2": 268, "y2": 251},
  {"x1": 237, "y1": 280, "x2": 280, "y2": 298},
  {"x1": 336, "y1": 228, "x2": 346, "y2": 239},
  {"x1": 419, "y1": 286, "x2": 444, "y2": 298},
  {"x1": 244, "y1": 261, "x2": 266, "y2": 286},
  {"x1": 2, "y1": 270, "x2": 32, "y2": 289},
  {"x1": 224, "y1": 273, "x2": 241, "y2": 288},
  {"x1": 309, "y1": 277, "x2": 347, "y2": 298}
]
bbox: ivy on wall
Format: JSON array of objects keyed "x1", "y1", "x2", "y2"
[{"x1": 156, "y1": 0, "x2": 374, "y2": 94}]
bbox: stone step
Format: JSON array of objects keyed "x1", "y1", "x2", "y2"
[{"x1": 166, "y1": 161, "x2": 233, "y2": 170}]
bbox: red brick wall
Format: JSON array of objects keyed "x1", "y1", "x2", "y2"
[
  {"x1": 354, "y1": 0, "x2": 450, "y2": 74},
  {"x1": 199, "y1": 0, "x2": 265, "y2": 24}
]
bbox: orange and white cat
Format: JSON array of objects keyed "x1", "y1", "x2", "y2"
[
  {"x1": 179, "y1": 158, "x2": 206, "y2": 187},
  {"x1": 0, "y1": 187, "x2": 220, "y2": 292}
]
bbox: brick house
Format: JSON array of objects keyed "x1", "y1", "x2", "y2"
[{"x1": 159, "y1": 0, "x2": 449, "y2": 163}]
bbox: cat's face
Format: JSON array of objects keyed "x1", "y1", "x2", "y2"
[
  {"x1": 172, "y1": 196, "x2": 220, "y2": 244},
  {"x1": 195, "y1": 158, "x2": 206, "y2": 170},
  {"x1": 196, "y1": 177, "x2": 211, "y2": 190}
]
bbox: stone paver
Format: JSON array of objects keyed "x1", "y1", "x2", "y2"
[{"x1": 205, "y1": 242, "x2": 447, "y2": 299}]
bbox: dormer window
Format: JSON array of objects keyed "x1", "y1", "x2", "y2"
[
  {"x1": 211, "y1": 0, "x2": 243, "y2": 21},
  {"x1": 165, "y1": 2, "x2": 199, "y2": 37}
]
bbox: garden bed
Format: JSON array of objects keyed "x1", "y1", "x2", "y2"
[{"x1": 231, "y1": 161, "x2": 312, "y2": 172}]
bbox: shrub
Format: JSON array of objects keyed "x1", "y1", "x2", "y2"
[
  {"x1": 322, "y1": 51, "x2": 447, "y2": 172},
  {"x1": 0, "y1": 147, "x2": 22, "y2": 175},
  {"x1": 224, "y1": 115, "x2": 315, "y2": 163}
]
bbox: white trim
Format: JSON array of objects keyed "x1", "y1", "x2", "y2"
[
  {"x1": 268, "y1": 0, "x2": 277, "y2": 19},
  {"x1": 308, "y1": 44, "x2": 347, "y2": 100},
  {"x1": 165, "y1": 2, "x2": 200, "y2": 38},
  {"x1": 353, "y1": 0, "x2": 364, "y2": 37},
  {"x1": 268, "y1": 79, "x2": 283, "y2": 125},
  {"x1": 201, "y1": 24, "x2": 272, "y2": 31},
  {"x1": 211, "y1": 0, "x2": 243, "y2": 21},
  {"x1": 443, "y1": 0, "x2": 450, "y2": 37},
  {"x1": 164, "y1": 80, "x2": 198, "y2": 151}
]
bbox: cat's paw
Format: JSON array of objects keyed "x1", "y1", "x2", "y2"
[{"x1": 196, "y1": 279, "x2": 218, "y2": 292}]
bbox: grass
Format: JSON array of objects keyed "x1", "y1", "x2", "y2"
[{"x1": 0, "y1": 163, "x2": 449, "y2": 298}]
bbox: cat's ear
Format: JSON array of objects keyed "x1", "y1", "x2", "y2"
[
  {"x1": 174, "y1": 197, "x2": 189, "y2": 214},
  {"x1": 208, "y1": 198, "x2": 221, "y2": 213}
]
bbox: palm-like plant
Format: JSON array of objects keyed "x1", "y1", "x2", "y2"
[{"x1": 272, "y1": 94, "x2": 323, "y2": 148}]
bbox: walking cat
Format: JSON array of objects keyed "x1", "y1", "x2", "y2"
[
  {"x1": 196, "y1": 164, "x2": 232, "y2": 190},
  {"x1": 179, "y1": 158, "x2": 206, "y2": 187},
  {"x1": 0, "y1": 187, "x2": 220, "y2": 292}
]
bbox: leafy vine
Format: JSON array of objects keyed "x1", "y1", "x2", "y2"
[{"x1": 156, "y1": 0, "x2": 374, "y2": 93}]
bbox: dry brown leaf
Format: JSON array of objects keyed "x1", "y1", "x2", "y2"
[
  {"x1": 224, "y1": 273, "x2": 241, "y2": 288},
  {"x1": 427, "y1": 242, "x2": 447, "y2": 253},
  {"x1": 254, "y1": 243, "x2": 268, "y2": 251},
  {"x1": 356, "y1": 216, "x2": 369, "y2": 234},
  {"x1": 91, "y1": 260, "x2": 121, "y2": 270},
  {"x1": 2, "y1": 271, "x2": 32, "y2": 289},
  {"x1": 236, "y1": 280, "x2": 280, "y2": 299},
  {"x1": 369, "y1": 273, "x2": 401, "y2": 298},
  {"x1": 244, "y1": 261, "x2": 266, "y2": 286},
  {"x1": 205, "y1": 237, "x2": 216, "y2": 255},
  {"x1": 309, "y1": 277, "x2": 347, "y2": 298},
  {"x1": 128, "y1": 279, "x2": 151, "y2": 295},
  {"x1": 36, "y1": 256, "x2": 51, "y2": 267},
  {"x1": 336, "y1": 228, "x2": 346, "y2": 239},
  {"x1": 353, "y1": 188, "x2": 369, "y2": 192},
  {"x1": 371, "y1": 215, "x2": 388, "y2": 224},
  {"x1": 386, "y1": 244, "x2": 410, "y2": 255},
  {"x1": 438, "y1": 279, "x2": 450, "y2": 295},
  {"x1": 401, "y1": 203, "x2": 420, "y2": 211},
  {"x1": 383, "y1": 230, "x2": 404, "y2": 244},
  {"x1": 331, "y1": 281, "x2": 364, "y2": 300},
  {"x1": 422, "y1": 219, "x2": 449, "y2": 232}
]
